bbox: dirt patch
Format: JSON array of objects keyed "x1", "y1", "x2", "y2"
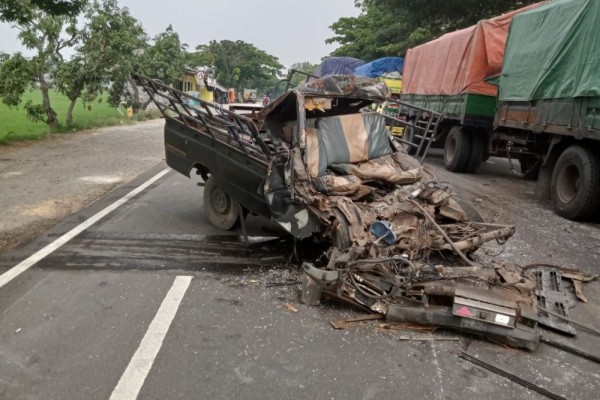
[{"x1": 0, "y1": 119, "x2": 164, "y2": 252}]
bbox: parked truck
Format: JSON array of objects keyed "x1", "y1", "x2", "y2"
[{"x1": 401, "y1": 0, "x2": 600, "y2": 221}]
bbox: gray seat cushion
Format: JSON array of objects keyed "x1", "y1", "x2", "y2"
[{"x1": 304, "y1": 112, "x2": 393, "y2": 177}]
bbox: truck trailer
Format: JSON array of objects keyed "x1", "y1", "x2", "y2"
[{"x1": 401, "y1": 0, "x2": 600, "y2": 221}]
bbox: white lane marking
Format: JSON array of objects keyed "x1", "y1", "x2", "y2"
[
  {"x1": 109, "y1": 275, "x2": 192, "y2": 400},
  {"x1": 0, "y1": 169, "x2": 170, "y2": 289}
]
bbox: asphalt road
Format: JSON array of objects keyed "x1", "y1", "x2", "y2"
[{"x1": 1, "y1": 130, "x2": 599, "y2": 399}]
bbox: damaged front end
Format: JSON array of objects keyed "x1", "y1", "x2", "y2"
[
  {"x1": 260, "y1": 75, "x2": 598, "y2": 351},
  {"x1": 259, "y1": 75, "x2": 514, "y2": 256},
  {"x1": 302, "y1": 258, "x2": 540, "y2": 350}
]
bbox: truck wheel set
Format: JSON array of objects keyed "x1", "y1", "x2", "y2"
[{"x1": 400, "y1": 0, "x2": 600, "y2": 221}]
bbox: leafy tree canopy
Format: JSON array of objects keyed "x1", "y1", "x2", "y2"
[
  {"x1": 140, "y1": 25, "x2": 187, "y2": 85},
  {"x1": 327, "y1": 0, "x2": 539, "y2": 60},
  {"x1": 188, "y1": 40, "x2": 283, "y2": 94},
  {"x1": 55, "y1": 0, "x2": 147, "y2": 123},
  {"x1": 0, "y1": 0, "x2": 85, "y2": 23},
  {"x1": 288, "y1": 61, "x2": 318, "y2": 87}
]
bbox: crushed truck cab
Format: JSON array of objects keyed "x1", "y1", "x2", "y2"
[{"x1": 136, "y1": 74, "x2": 513, "y2": 258}]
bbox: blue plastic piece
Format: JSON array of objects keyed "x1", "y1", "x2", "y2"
[{"x1": 369, "y1": 221, "x2": 397, "y2": 245}]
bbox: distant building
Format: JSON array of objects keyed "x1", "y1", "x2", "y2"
[{"x1": 175, "y1": 68, "x2": 228, "y2": 103}]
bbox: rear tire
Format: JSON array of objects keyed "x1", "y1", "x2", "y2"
[
  {"x1": 203, "y1": 176, "x2": 241, "y2": 230},
  {"x1": 550, "y1": 145, "x2": 600, "y2": 220},
  {"x1": 465, "y1": 130, "x2": 485, "y2": 173},
  {"x1": 444, "y1": 126, "x2": 471, "y2": 172}
]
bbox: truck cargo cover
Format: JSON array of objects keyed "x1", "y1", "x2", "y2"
[
  {"x1": 314, "y1": 57, "x2": 365, "y2": 77},
  {"x1": 402, "y1": 3, "x2": 541, "y2": 97},
  {"x1": 499, "y1": 0, "x2": 600, "y2": 101}
]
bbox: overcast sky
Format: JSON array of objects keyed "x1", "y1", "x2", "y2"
[{"x1": 0, "y1": 0, "x2": 360, "y2": 68}]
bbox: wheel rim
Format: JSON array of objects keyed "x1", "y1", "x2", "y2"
[
  {"x1": 557, "y1": 163, "x2": 580, "y2": 204},
  {"x1": 445, "y1": 135, "x2": 457, "y2": 163},
  {"x1": 211, "y1": 188, "x2": 230, "y2": 214}
]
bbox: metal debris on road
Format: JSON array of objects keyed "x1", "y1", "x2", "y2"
[
  {"x1": 395, "y1": 335, "x2": 461, "y2": 341},
  {"x1": 329, "y1": 314, "x2": 383, "y2": 330},
  {"x1": 458, "y1": 352, "x2": 568, "y2": 400}
]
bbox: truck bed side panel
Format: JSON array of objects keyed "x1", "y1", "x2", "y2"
[
  {"x1": 496, "y1": 97, "x2": 600, "y2": 140},
  {"x1": 401, "y1": 93, "x2": 496, "y2": 128},
  {"x1": 164, "y1": 119, "x2": 272, "y2": 217}
]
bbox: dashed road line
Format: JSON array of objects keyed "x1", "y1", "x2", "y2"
[
  {"x1": 109, "y1": 275, "x2": 192, "y2": 400},
  {"x1": 0, "y1": 168, "x2": 170, "y2": 289}
]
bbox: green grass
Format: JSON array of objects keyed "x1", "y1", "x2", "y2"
[{"x1": 0, "y1": 90, "x2": 160, "y2": 144}]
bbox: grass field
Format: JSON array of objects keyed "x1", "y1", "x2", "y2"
[{"x1": 0, "y1": 90, "x2": 157, "y2": 144}]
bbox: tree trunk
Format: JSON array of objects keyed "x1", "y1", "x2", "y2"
[
  {"x1": 39, "y1": 81, "x2": 58, "y2": 129},
  {"x1": 66, "y1": 98, "x2": 77, "y2": 125},
  {"x1": 129, "y1": 77, "x2": 141, "y2": 113}
]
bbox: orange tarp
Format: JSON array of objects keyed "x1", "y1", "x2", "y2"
[{"x1": 402, "y1": 3, "x2": 542, "y2": 97}]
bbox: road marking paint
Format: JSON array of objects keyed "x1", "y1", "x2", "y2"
[
  {"x1": 78, "y1": 175, "x2": 123, "y2": 184},
  {"x1": 0, "y1": 168, "x2": 170, "y2": 289},
  {"x1": 109, "y1": 275, "x2": 192, "y2": 400}
]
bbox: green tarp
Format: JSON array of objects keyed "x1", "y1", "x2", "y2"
[{"x1": 499, "y1": 0, "x2": 600, "y2": 101}]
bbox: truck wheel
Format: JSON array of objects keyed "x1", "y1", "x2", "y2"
[
  {"x1": 519, "y1": 157, "x2": 541, "y2": 180},
  {"x1": 331, "y1": 209, "x2": 352, "y2": 250},
  {"x1": 464, "y1": 130, "x2": 485, "y2": 173},
  {"x1": 203, "y1": 176, "x2": 241, "y2": 230},
  {"x1": 551, "y1": 145, "x2": 600, "y2": 220},
  {"x1": 444, "y1": 126, "x2": 471, "y2": 172}
]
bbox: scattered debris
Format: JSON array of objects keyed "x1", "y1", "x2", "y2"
[
  {"x1": 283, "y1": 303, "x2": 300, "y2": 313},
  {"x1": 395, "y1": 335, "x2": 461, "y2": 341},
  {"x1": 329, "y1": 314, "x2": 383, "y2": 330},
  {"x1": 375, "y1": 323, "x2": 436, "y2": 334},
  {"x1": 529, "y1": 265, "x2": 577, "y2": 335},
  {"x1": 573, "y1": 280, "x2": 587, "y2": 303},
  {"x1": 265, "y1": 280, "x2": 301, "y2": 288},
  {"x1": 301, "y1": 250, "x2": 598, "y2": 351}
]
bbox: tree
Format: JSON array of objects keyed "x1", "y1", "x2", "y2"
[
  {"x1": 0, "y1": 53, "x2": 33, "y2": 108},
  {"x1": 0, "y1": 0, "x2": 85, "y2": 23},
  {"x1": 188, "y1": 40, "x2": 283, "y2": 95},
  {"x1": 109, "y1": 25, "x2": 186, "y2": 111},
  {"x1": 0, "y1": 9, "x2": 79, "y2": 128},
  {"x1": 142, "y1": 25, "x2": 187, "y2": 85},
  {"x1": 54, "y1": 0, "x2": 146, "y2": 124},
  {"x1": 327, "y1": 0, "x2": 539, "y2": 59},
  {"x1": 288, "y1": 61, "x2": 318, "y2": 87}
]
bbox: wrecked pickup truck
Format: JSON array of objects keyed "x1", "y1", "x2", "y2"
[
  {"x1": 136, "y1": 74, "x2": 595, "y2": 351},
  {"x1": 135, "y1": 74, "x2": 513, "y2": 254}
]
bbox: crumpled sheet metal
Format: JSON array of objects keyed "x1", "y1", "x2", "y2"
[
  {"x1": 292, "y1": 148, "x2": 514, "y2": 257},
  {"x1": 297, "y1": 75, "x2": 388, "y2": 102},
  {"x1": 301, "y1": 256, "x2": 545, "y2": 350}
]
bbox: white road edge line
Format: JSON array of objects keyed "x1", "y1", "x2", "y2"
[
  {"x1": 0, "y1": 168, "x2": 170, "y2": 289},
  {"x1": 109, "y1": 275, "x2": 192, "y2": 400}
]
